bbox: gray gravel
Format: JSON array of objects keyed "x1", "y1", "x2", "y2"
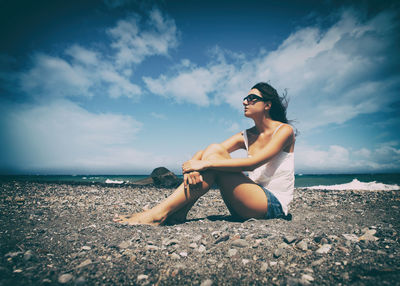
[{"x1": 0, "y1": 181, "x2": 399, "y2": 285}]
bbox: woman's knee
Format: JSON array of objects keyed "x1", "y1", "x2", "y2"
[{"x1": 202, "y1": 143, "x2": 229, "y2": 159}]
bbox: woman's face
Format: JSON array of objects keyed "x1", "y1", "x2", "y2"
[{"x1": 243, "y1": 88, "x2": 269, "y2": 118}]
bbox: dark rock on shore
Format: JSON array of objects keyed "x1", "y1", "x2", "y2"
[
  {"x1": 0, "y1": 181, "x2": 399, "y2": 285},
  {"x1": 150, "y1": 167, "x2": 182, "y2": 188}
]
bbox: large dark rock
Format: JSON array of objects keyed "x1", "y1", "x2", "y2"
[{"x1": 150, "y1": 167, "x2": 182, "y2": 188}]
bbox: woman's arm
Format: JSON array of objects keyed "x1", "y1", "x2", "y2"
[
  {"x1": 183, "y1": 132, "x2": 246, "y2": 186},
  {"x1": 182, "y1": 125, "x2": 294, "y2": 173}
]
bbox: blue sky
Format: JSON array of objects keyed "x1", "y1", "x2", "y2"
[{"x1": 0, "y1": 0, "x2": 399, "y2": 174}]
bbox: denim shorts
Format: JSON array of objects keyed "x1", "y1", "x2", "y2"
[{"x1": 261, "y1": 186, "x2": 285, "y2": 219}]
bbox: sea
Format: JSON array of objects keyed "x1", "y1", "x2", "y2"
[{"x1": 1, "y1": 173, "x2": 400, "y2": 191}]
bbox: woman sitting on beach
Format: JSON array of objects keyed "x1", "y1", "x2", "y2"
[{"x1": 114, "y1": 82, "x2": 295, "y2": 225}]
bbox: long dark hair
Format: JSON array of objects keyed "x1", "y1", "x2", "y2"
[{"x1": 252, "y1": 82, "x2": 289, "y2": 123}]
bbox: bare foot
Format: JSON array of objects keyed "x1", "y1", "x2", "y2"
[
  {"x1": 113, "y1": 210, "x2": 165, "y2": 226},
  {"x1": 164, "y1": 202, "x2": 194, "y2": 225}
]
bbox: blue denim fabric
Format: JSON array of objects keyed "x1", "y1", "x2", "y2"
[{"x1": 261, "y1": 186, "x2": 285, "y2": 219}]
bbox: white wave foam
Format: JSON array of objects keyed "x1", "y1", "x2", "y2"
[
  {"x1": 105, "y1": 179, "x2": 124, "y2": 184},
  {"x1": 307, "y1": 179, "x2": 400, "y2": 191}
]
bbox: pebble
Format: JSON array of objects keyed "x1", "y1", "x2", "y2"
[
  {"x1": 200, "y1": 279, "x2": 213, "y2": 286},
  {"x1": 214, "y1": 234, "x2": 230, "y2": 244},
  {"x1": 24, "y1": 250, "x2": 33, "y2": 261},
  {"x1": 77, "y1": 258, "x2": 92, "y2": 268},
  {"x1": 179, "y1": 251, "x2": 188, "y2": 257},
  {"x1": 228, "y1": 249, "x2": 238, "y2": 257},
  {"x1": 359, "y1": 229, "x2": 379, "y2": 242},
  {"x1": 296, "y1": 240, "x2": 308, "y2": 251},
  {"x1": 316, "y1": 244, "x2": 332, "y2": 254},
  {"x1": 81, "y1": 245, "x2": 91, "y2": 251},
  {"x1": 301, "y1": 274, "x2": 314, "y2": 285},
  {"x1": 273, "y1": 248, "x2": 284, "y2": 258},
  {"x1": 311, "y1": 258, "x2": 324, "y2": 266},
  {"x1": 189, "y1": 243, "x2": 198, "y2": 249},
  {"x1": 170, "y1": 253, "x2": 181, "y2": 260},
  {"x1": 284, "y1": 235, "x2": 297, "y2": 244},
  {"x1": 146, "y1": 245, "x2": 159, "y2": 251},
  {"x1": 260, "y1": 262, "x2": 268, "y2": 271},
  {"x1": 164, "y1": 238, "x2": 180, "y2": 246},
  {"x1": 58, "y1": 273, "x2": 74, "y2": 284},
  {"x1": 242, "y1": 259, "x2": 250, "y2": 265},
  {"x1": 117, "y1": 241, "x2": 130, "y2": 249},
  {"x1": 198, "y1": 245, "x2": 206, "y2": 253},
  {"x1": 75, "y1": 276, "x2": 86, "y2": 285},
  {"x1": 231, "y1": 239, "x2": 249, "y2": 248},
  {"x1": 342, "y1": 233, "x2": 358, "y2": 242},
  {"x1": 137, "y1": 274, "x2": 148, "y2": 281}
]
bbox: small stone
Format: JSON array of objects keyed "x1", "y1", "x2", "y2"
[
  {"x1": 242, "y1": 259, "x2": 250, "y2": 265},
  {"x1": 231, "y1": 239, "x2": 249, "y2": 248},
  {"x1": 341, "y1": 272, "x2": 350, "y2": 280},
  {"x1": 164, "y1": 239, "x2": 180, "y2": 246},
  {"x1": 170, "y1": 253, "x2": 180, "y2": 260},
  {"x1": 117, "y1": 241, "x2": 130, "y2": 249},
  {"x1": 193, "y1": 235, "x2": 202, "y2": 242},
  {"x1": 215, "y1": 234, "x2": 230, "y2": 244},
  {"x1": 81, "y1": 245, "x2": 91, "y2": 251},
  {"x1": 311, "y1": 258, "x2": 324, "y2": 266},
  {"x1": 301, "y1": 274, "x2": 314, "y2": 285},
  {"x1": 77, "y1": 259, "x2": 92, "y2": 268},
  {"x1": 179, "y1": 251, "x2": 188, "y2": 257},
  {"x1": 296, "y1": 240, "x2": 308, "y2": 251},
  {"x1": 228, "y1": 249, "x2": 238, "y2": 257},
  {"x1": 359, "y1": 229, "x2": 378, "y2": 242},
  {"x1": 137, "y1": 274, "x2": 148, "y2": 281},
  {"x1": 146, "y1": 245, "x2": 159, "y2": 251},
  {"x1": 198, "y1": 245, "x2": 206, "y2": 253},
  {"x1": 200, "y1": 279, "x2": 213, "y2": 286},
  {"x1": 284, "y1": 235, "x2": 297, "y2": 244},
  {"x1": 273, "y1": 248, "x2": 284, "y2": 258},
  {"x1": 316, "y1": 244, "x2": 332, "y2": 254},
  {"x1": 42, "y1": 279, "x2": 52, "y2": 284},
  {"x1": 24, "y1": 250, "x2": 33, "y2": 261},
  {"x1": 5, "y1": 251, "x2": 23, "y2": 258},
  {"x1": 58, "y1": 273, "x2": 74, "y2": 284},
  {"x1": 286, "y1": 277, "x2": 300, "y2": 286},
  {"x1": 342, "y1": 234, "x2": 358, "y2": 242},
  {"x1": 13, "y1": 269, "x2": 23, "y2": 273},
  {"x1": 260, "y1": 262, "x2": 268, "y2": 271},
  {"x1": 189, "y1": 243, "x2": 198, "y2": 249},
  {"x1": 270, "y1": 261, "x2": 277, "y2": 266},
  {"x1": 320, "y1": 238, "x2": 329, "y2": 245},
  {"x1": 75, "y1": 276, "x2": 86, "y2": 285}
]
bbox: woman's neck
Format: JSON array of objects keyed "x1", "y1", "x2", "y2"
[{"x1": 253, "y1": 116, "x2": 276, "y2": 134}]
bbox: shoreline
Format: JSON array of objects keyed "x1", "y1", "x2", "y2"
[{"x1": 1, "y1": 181, "x2": 399, "y2": 285}]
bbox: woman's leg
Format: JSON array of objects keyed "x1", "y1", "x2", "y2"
[{"x1": 114, "y1": 143, "x2": 268, "y2": 225}]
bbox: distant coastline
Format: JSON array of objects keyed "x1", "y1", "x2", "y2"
[{"x1": 1, "y1": 173, "x2": 399, "y2": 190}]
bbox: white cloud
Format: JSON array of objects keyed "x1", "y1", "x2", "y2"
[
  {"x1": 18, "y1": 8, "x2": 178, "y2": 101},
  {"x1": 150, "y1": 112, "x2": 167, "y2": 120},
  {"x1": 0, "y1": 100, "x2": 171, "y2": 173},
  {"x1": 108, "y1": 9, "x2": 178, "y2": 67},
  {"x1": 20, "y1": 53, "x2": 94, "y2": 98},
  {"x1": 295, "y1": 142, "x2": 400, "y2": 173},
  {"x1": 143, "y1": 9, "x2": 400, "y2": 132}
]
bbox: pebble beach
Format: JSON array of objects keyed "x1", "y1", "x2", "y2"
[{"x1": 1, "y1": 181, "x2": 399, "y2": 285}]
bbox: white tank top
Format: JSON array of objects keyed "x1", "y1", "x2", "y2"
[{"x1": 242, "y1": 124, "x2": 295, "y2": 215}]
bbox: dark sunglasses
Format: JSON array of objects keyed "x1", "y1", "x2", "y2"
[{"x1": 243, "y1": 94, "x2": 266, "y2": 103}]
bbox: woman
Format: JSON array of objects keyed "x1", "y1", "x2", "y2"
[{"x1": 114, "y1": 82, "x2": 295, "y2": 225}]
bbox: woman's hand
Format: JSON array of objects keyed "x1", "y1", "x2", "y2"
[
  {"x1": 183, "y1": 171, "x2": 203, "y2": 191},
  {"x1": 182, "y1": 159, "x2": 210, "y2": 174}
]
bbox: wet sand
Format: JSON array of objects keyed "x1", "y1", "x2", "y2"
[{"x1": 1, "y1": 181, "x2": 399, "y2": 285}]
